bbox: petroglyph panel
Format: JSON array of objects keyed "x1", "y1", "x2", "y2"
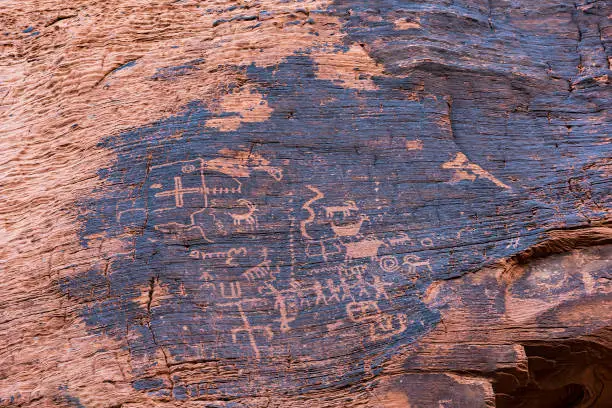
[
  {"x1": 61, "y1": 42, "x2": 609, "y2": 401},
  {"x1": 3, "y1": 0, "x2": 611, "y2": 405}
]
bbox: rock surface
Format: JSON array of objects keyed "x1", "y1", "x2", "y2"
[{"x1": 1, "y1": 0, "x2": 610, "y2": 407}]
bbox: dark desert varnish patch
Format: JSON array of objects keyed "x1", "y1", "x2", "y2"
[{"x1": 63, "y1": 42, "x2": 609, "y2": 401}]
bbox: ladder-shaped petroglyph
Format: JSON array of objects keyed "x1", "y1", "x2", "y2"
[{"x1": 219, "y1": 281, "x2": 242, "y2": 299}]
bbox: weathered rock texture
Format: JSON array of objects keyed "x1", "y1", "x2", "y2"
[{"x1": 1, "y1": 0, "x2": 610, "y2": 407}]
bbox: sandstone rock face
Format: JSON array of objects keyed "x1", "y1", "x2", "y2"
[{"x1": 1, "y1": 0, "x2": 610, "y2": 407}]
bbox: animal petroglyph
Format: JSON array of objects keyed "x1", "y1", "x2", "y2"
[
  {"x1": 300, "y1": 185, "x2": 324, "y2": 239},
  {"x1": 324, "y1": 201, "x2": 358, "y2": 218},
  {"x1": 402, "y1": 255, "x2": 433, "y2": 278},
  {"x1": 241, "y1": 249, "x2": 279, "y2": 282},
  {"x1": 154, "y1": 222, "x2": 214, "y2": 243},
  {"x1": 227, "y1": 199, "x2": 258, "y2": 227},
  {"x1": 442, "y1": 152, "x2": 510, "y2": 189},
  {"x1": 344, "y1": 237, "x2": 387, "y2": 262},
  {"x1": 387, "y1": 232, "x2": 413, "y2": 247},
  {"x1": 203, "y1": 149, "x2": 283, "y2": 181},
  {"x1": 189, "y1": 247, "x2": 247, "y2": 267}
]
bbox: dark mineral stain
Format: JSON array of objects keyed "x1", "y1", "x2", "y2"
[
  {"x1": 57, "y1": 386, "x2": 86, "y2": 408},
  {"x1": 151, "y1": 59, "x2": 205, "y2": 81},
  {"x1": 113, "y1": 59, "x2": 137, "y2": 72}
]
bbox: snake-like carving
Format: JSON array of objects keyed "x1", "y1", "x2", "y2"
[{"x1": 300, "y1": 185, "x2": 324, "y2": 239}]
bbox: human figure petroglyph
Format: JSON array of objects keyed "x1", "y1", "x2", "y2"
[
  {"x1": 442, "y1": 152, "x2": 510, "y2": 189},
  {"x1": 300, "y1": 185, "x2": 324, "y2": 239},
  {"x1": 313, "y1": 280, "x2": 328, "y2": 306},
  {"x1": 371, "y1": 276, "x2": 392, "y2": 300},
  {"x1": 326, "y1": 279, "x2": 342, "y2": 304},
  {"x1": 259, "y1": 282, "x2": 297, "y2": 333},
  {"x1": 324, "y1": 201, "x2": 358, "y2": 218},
  {"x1": 331, "y1": 214, "x2": 370, "y2": 237},
  {"x1": 226, "y1": 301, "x2": 273, "y2": 360},
  {"x1": 506, "y1": 236, "x2": 520, "y2": 249},
  {"x1": 289, "y1": 279, "x2": 311, "y2": 308},
  {"x1": 227, "y1": 199, "x2": 258, "y2": 227},
  {"x1": 339, "y1": 277, "x2": 356, "y2": 302}
]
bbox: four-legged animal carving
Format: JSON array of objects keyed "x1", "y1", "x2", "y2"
[
  {"x1": 227, "y1": 199, "x2": 258, "y2": 226},
  {"x1": 324, "y1": 201, "x2": 358, "y2": 218}
]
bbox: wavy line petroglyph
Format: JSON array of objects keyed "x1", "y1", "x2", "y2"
[{"x1": 300, "y1": 185, "x2": 324, "y2": 239}]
